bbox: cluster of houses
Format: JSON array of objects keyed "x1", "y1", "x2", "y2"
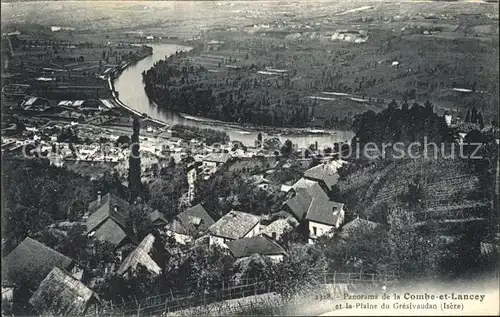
[
  {"x1": 281, "y1": 159, "x2": 348, "y2": 244},
  {"x1": 2, "y1": 154, "x2": 388, "y2": 315},
  {"x1": 11, "y1": 96, "x2": 117, "y2": 116}
]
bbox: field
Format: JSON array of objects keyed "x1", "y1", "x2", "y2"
[{"x1": 1, "y1": 0, "x2": 499, "y2": 123}]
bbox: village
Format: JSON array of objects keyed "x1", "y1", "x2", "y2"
[{"x1": 1, "y1": 1, "x2": 499, "y2": 316}]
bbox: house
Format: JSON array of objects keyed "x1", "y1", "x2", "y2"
[
  {"x1": 283, "y1": 183, "x2": 330, "y2": 221},
  {"x1": 302, "y1": 160, "x2": 346, "y2": 192},
  {"x1": 164, "y1": 203, "x2": 215, "y2": 245},
  {"x1": 157, "y1": 130, "x2": 173, "y2": 140},
  {"x1": 149, "y1": 210, "x2": 168, "y2": 228},
  {"x1": 203, "y1": 152, "x2": 231, "y2": 168},
  {"x1": 305, "y1": 198, "x2": 345, "y2": 244},
  {"x1": 208, "y1": 210, "x2": 260, "y2": 248},
  {"x1": 337, "y1": 217, "x2": 381, "y2": 239},
  {"x1": 29, "y1": 267, "x2": 99, "y2": 316},
  {"x1": 168, "y1": 137, "x2": 183, "y2": 146},
  {"x1": 283, "y1": 189, "x2": 314, "y2": 221},
  {"x1": 117, "y1": 234, "x2": 161, "y2": 277},
  {"x1": 21, "y1": 96, "x2": 50, "y2": 111},
  {"x1": 226, "y1": 236, "x2": 288, "y2": 263},
  {"x1": 290, "y1": 182, "x2": 329, "y2": 201},
  {"x1": 85, "y1": 192, "x2": 135, "y2": 249},
  {"x1": 249, "y1": 174, "x2": 270, "y2": 191},
  {"x1": 166, "y1": 204, "x2": 215, "y2": 236},
  {"x1": 263, "y1": 137, "x2": 282, "y2": 151},
  {"x1": 2, "y1": 237, "x2": 82, "y2": 289},
  {"x1": 1, "y1": 281, "x2": 16, "y2": 310},
  {"x1": 290, "y1": 177, "x2": 318, "y2": 191},
  {"x1": 202, "y1": 153, "x2": 232, "y2": 179},
  {"x1": 259, "y1": 217, "x2": 296, "y2": 240}
]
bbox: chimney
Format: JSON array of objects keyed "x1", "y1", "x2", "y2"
[{"x1": 97, "y1": 191, "x2": 102, "y2": 205}]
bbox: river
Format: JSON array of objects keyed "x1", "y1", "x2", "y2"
[{"x1": 113, "y1": 43, "x2": 354, "y2": 148}]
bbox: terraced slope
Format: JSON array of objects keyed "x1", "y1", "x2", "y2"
[{"x1": 338, "y1": 157, "x2": 491, "y2": 229}]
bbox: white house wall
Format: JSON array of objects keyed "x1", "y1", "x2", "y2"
[
  {"x1": 209, "y1": 235, "x2": 230, "y2": 249},
  {"x1": 308, "y1": 220, "x2": 334, "y2": 244}
]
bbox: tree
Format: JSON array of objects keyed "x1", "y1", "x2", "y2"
[
  {"x1": 270, "y1": 243, "x2": 323, "y2": 300},
  {"x1": 94, "y1": 265, "x2": 157, "y2": 304},
  {"x1": 128, "y1": 200, "x2": 153, "y2": 241},
  {"x1": 492, "y1": 115, "x2": 499, "y2": 128},
  {"x1": 148, "y1": 162, "x2": 188, "y2": 220},
  {"x1": 257, "y1": 132, "x2": 263, "y2": 147},
  {"x1": 471, "y1": 107, "x2": 478, "y2": 123},
  {"x1": 387, "y1": 208, "x2": 447, "y2": 279},
  {"x1": 477, "y1": 111, "x2": 484, "y2": 129},
  {"x1": 316, "y1": 225, "x2": 390, "y2": 274},
  {"x1": 128, "y1": 116, "x2": 142, "y2": 202},
  {"x1": 232, "y1": 254, "x2": 273, "y2": 283},
  {"x1": 176, "y1": 246, "x2": 234, "y2": 293},
  {"x1": 115, "y1": 135, "x2": 130, "y2": 149},
  {"x1": 465, "y1": 108, "x2": 471, "y2": 123},
  {"x1": 280, "y1": 139, "x2": 294, "y2": 156}
]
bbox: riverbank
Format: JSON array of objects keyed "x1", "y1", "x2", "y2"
[
  {"x1": 111, "y1": 43, "x2": 355, "y2": 148},
  {"x1": 108, "y1": 69, "x2": 174, "y2": 130},
  {"x1": 178, "y1": 113, "x2": 343, "y2": 137},
  {"x1": 109, "y1": 44, "x2": 352, "y2": 139}
]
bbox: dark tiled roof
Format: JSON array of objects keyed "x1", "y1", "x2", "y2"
[
  {"x1": 226, "y1": 236, "x2": 287, "y2": 258},
  {"x1": 166, "y1": 204, "x2": 215, "y2": 235},
  {"x1": 85, "y1": 193, "x2": 130, "y2": 234},
  {"x1": 88, "y1": 193, "x2": 128, "y2": 214},
  {"x1": 208, "y1": 210, "x2": 260, "y2": 240},
  {"x1": 2, "y1": 237, "x2": 74, "y2": 286},
  {"x1": 305, "y1": 197, "x2": 344, "y2": 226},
  {"x1": 149, "y1": 210, "x2": 168, "y2": 226},
  {"x1": 297, "y1": 182, "x2": 329, "y2": 201},
  {"x1": 29, "y1": 266, "x2": 98, "y2": 316},
  {"x1": 285, "y1": 182, "x2": 331, "y2": 221},
  {"x1": 284, "y1": 191, "x2": 312, "y2": 220},
  {"x1": 92, "y1": 218, "x2": 129, "y2": 246},
  {"x1": 303, "y1": 163, "x2": 341, "y2": 190},
  {"x1": 180, "y1": 204, "x2": 215, "y2": 228}
]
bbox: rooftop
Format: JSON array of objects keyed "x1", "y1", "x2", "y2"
[
  {"x1": 29, "y1": 266, "x2": 98, "y2": 316},
  {"x1": 305, "y1": 197, "x2": 344, "y2": 226},
  {"x1": 86, "y1": 193, "x2": 130, "y2": 234},
  {"x1": 226, "y1": 236, "x2": 287, "y2": 259},
  {"x1": 117, "y1": 234, "x2": 161, "y2": 276},
  {"x1": 284, "y1": 182, "x2": 330, "y2": 220},
  {"x1": 149, "y1": 210, "x2": 168, "y2": 226},
  {"x1": 167, "y1": 203, "x2": 215, "y2": 235},
  {"x1": 303, "y1": 160, "x2": 346, "y2": 190},
  {"x1": 204, "y1": 152, "x2": 232, "y2": 164},
  {"x1": 91, "y1": 218, "x2": 131, "y2": 246},
  {"x1": 208, "y1": 210, "x2": 260, "y2": 240},
  {"x1": 2, "y1": 237, "x2": 74, "y2": 286}
]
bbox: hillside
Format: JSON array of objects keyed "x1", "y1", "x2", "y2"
[{"x1": 337, "y1": 156, "x2": 494, "y2": 234}]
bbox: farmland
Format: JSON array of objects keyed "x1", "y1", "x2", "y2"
[
  {"x1": 2, "y1": 1, "x2": 498, "y2": 127},
  {"x1": 131, "y1": 0, "x2": 499, "y2": 127}
]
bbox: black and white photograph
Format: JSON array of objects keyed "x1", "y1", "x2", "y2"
[{"x1": 1, "y1": 0, "x2": 499, "y2": 316}]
